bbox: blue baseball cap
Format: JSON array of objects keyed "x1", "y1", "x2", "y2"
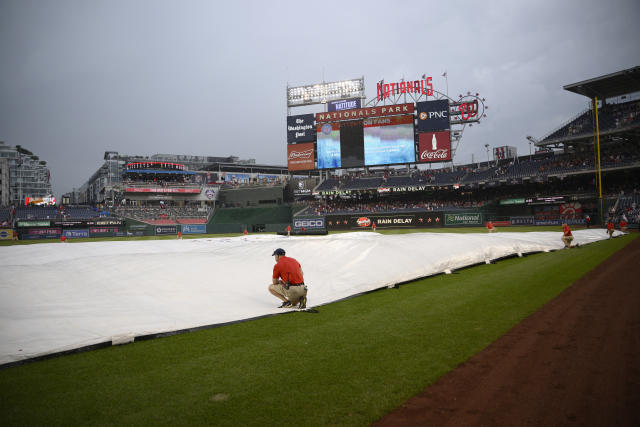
[{"x1": 272, "y1": 248, "x2": 285, "y2": 256}]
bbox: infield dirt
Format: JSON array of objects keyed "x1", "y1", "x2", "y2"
[{"x1": 374, "y1": 236, "x2": 640, "y2": 426}]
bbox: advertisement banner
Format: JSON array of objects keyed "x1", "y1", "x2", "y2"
[
  {"x1": 181, "y1": 224, "x2": 206, "y2": 234},
  {"x1": 327, "y1": 98, "x2": 361, "y2": 112},
  {"x1": 125, "y1": 188, "x2": 201, "y2": 193},
  {"x1": 500, "y1": 198, "x2": 526, "y2": 205},
  {"x1": 418, "y1": 131, "x2": 451, "y2": 162},
  {"x1": 316, "y1": 103, "x2": 414, "y2": 123},
  {"x1": 326, "y1": 213, "x2": 443, "y2": 230},
  {"x1": 287, "y1": 114, "x2": 316, "y2": 143},
  {"x1": 198, "y1": 186, "x2": 219, "y2": 201},
  {"x1": 535, "y1": 219, "x2": 584, "y2": 226},
  {"x1": 89, "y1": 227, "x2": 121, "y2": 237},
  {"x1": 0, "y1": 229, "x2": 14, "y2": 240},
  {"x1": 17, "y1": 220, "x2": 50, "y2": 227},
  {"x1": 63, "y1": 229, "x2": 90, "y2": 238},
  {"x1": 155, "y1": 225, "x2": 177, "y2": 235},
  {"x1": 293, "y1": 217, "x2": 325, "y2": 230},
  {"x1": 288, "y1": 142, "x2": 315, "y2": 171},
  {"x1": 510, "y1": 216, "x2": 535, "y2": 226},
  {"x1": 22, "y1": 228, "x2": 62, "y2": 239},
  {"x1": 416, "y1": 100, "x2": 450, "y2": 132},
  {"x1": 444, "y1": 213, "x2": 483, "y2": 226}
]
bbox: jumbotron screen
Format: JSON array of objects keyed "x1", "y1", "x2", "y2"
[
  {"x1": 316, "y1": 115, "x2": 416, "y2": 169},
  {"x1": 317, "y1": 123, "x2": 341, "y2": 169},
  {"x1": 363, "y1": 115, "x2": 415, "y2": 166}
]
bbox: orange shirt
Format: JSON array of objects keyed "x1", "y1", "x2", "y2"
[
  {"x1": 563, "y1": 225, "x2": 572, "y2": 236},
  {"x1": 487, "y1": 222, "x2": 494, "y2": 229},
  {"x1": 273, "y1": 256, "x2": 304, "y2": 285},
  {"x1": 607, "y1": 222, "x2": 614, "y2": 230}
]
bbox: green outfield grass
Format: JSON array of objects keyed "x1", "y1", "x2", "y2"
[{"x1": 0, "y1": 233, "x2": 635, "y2": 426}]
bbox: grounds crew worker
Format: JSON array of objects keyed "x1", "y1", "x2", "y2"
[
  {"x1": 561, "y1": 223, "x2": 574, "y2": 248},
  {"x1": 268, "y1": 248, "x2": 307, "y2": 309}
]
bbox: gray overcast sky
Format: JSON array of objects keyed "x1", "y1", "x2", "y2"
[{"x1": 1, "y1": 0, "x2": 639, "y2": 198}]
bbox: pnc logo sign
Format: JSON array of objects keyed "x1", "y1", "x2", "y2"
[
  {"x1": 417, "y1": 100, "x2": 450, "y2": 132},
  {"x1": 419, "y1": 110, "x2": 448, "y2": 120}
]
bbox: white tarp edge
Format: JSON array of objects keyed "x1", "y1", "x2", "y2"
[{"x1": 0, "y1": 229, "x2": 621, "y2": 365}]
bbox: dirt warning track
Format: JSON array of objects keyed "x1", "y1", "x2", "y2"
[{"x1": 374, "y1": 236, "x2": 640, "y2": 426}]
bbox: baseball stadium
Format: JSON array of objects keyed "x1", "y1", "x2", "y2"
[{"x1": 1, "y1": 66, "x2": 639, "y2": 426}]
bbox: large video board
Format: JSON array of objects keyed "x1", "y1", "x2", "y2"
[
  {"x1": 317, "y1": 123, "x2": 341, "y2": 169},
  {"x1": 316, "y1": 114, "x2": 416, "y2": 169},
  {"x1": 364, "y1": 115, "x2": 415, "y2": 166}
]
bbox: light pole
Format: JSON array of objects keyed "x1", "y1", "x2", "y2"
[
  {"x1": 484, "y1": 144, "x2": 490, "y2": 164},
  {"x1": 526, "y1": 136, "x2": 537, "y2": 162}
]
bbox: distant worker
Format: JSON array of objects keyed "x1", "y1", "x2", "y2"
[
  {"x1": 585, "y1": 214, "x2": 591, "y2": 228},
  {"x1": 561, "y1": 223, "x2": 574, "y2": 249},
  {"x1": 607, "y1": 220, "x2": 615, "y2": 238},
  {"x1": 372, "y1": 222, "x2": 377, "y2": 232},
  {"x1": 486, "y1": 220, "x2": 495, "y2": 233},
  {"x1": 268, "y1": 248, "x2": 307, "y2": 309},
  {"x1": 243, "y1": 229, "x2": 248, "y2": 236},
  {"x1": 177, "y1": 231, "x2": 182, "y2": 239},
  {"x1": 286, "y1": 224, "x2": 291, "y2": 237},
  {"x1": 619, "y1": 217, "x2": 628, "y2": 232},
  {"x1": 60, "y1": 235, "x2": 67, "y2": 243}
]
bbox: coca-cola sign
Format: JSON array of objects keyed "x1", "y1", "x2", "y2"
[
  {"x1": 287, "y1": 142, "x2": 315, "y2": 171},
  {"x1": 418, "y1": 131, "x2": 451, "y2": 162}
]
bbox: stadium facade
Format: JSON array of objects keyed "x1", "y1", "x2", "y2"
[
  {"x1": 0, "y1": 141, "x2": 53, "y2": 206},
  {"x1": 65, "y1": 151, "x2": 316, "y2": 208}
]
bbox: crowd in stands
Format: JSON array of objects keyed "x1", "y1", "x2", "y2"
[
  {"x1": 114, "y1": 204, "x2": 209, "y2": 224},
  {"x1": 314, "y1": 150, "x2": 640, "y2": 194},
  {"x1": 610, "y1": 192, "x2": 640, "y2": 225},
  {"x1": 542, "y1": 99, "x2": 640, "y2": 142},
  {"x1": 307, "y1": 198, "x2": 485, "y2": 215},
  {"x1": 0, "y1": 205, "x2": 100, "y2": 225}
]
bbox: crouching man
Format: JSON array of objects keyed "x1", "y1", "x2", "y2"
[
  {"x1": 268, "y1": 248, "x2": 307, "y2": 309},
  {"x1": 561, "y1": 223, "x2": 574, "y2": 248}
]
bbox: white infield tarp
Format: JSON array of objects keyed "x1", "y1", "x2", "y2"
[{"x1": 0, "y1": 229, "x2": 620, "y2": 365}]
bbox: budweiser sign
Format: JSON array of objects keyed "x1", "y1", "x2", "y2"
[
  {"x1": 287, "y1": 142, "x2": 315, "y2": 171},
  {"x1": 289, "y1": 148, "x2": 313, "y2": 159},
  {"x1": 418, "y1": 131, "x2": 451, "y2": 163}
]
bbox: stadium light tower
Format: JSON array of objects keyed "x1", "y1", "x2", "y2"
[{"x1": 526, "y1": 136, "x2": 540, "y2": 161}]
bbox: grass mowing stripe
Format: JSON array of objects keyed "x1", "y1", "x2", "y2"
[{"x1": 0, "y1": 234, "x2": 635, "y2": 426}]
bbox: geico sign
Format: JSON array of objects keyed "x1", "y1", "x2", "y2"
[
  {"x1": 294, "y1": 219, "x2": 324, "y2": 228},
  {"x1": 289, "y1": 148, "x2": 313, "y2": 159}
]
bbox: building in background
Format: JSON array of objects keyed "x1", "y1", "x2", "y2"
[
  {"x1": 0, "y1": 157, "x2": 9, "y2": 206},
  {"x1": 67, "y1": 151, "x2": 312, "y2": 208},
  {"x1": 0, "y1": 141, "x2": 53, "y2": 206}
]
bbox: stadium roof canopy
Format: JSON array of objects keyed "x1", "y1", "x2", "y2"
[{"x1": 563, "y1": 66, "x2": 640, "y2": 99}]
